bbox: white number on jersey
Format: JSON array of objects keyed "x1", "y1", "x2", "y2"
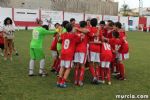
[
  {"x1": 94, "y1": 37, "x2": 99, "y2": 42},
  {"x1": 64, "y1": 39, "x2": 70, "y2": 49},
  {"x1": 33, "y1": 30, "x2": 39, "y2": 40},
  {"x1": 115, "y1": 45, "x2": 121, "y2": 51},
  {"x1": 104, "y1": 43, "x2": 111, "y2": 50}
]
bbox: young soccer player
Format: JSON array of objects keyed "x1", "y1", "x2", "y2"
[
  {"x1": 88, "y1": 18, "x2": 102, "y2": 84},
  {"x1": 0, "y1": 28, "x2": 4, "y2": 57},
  {"x1": 50, "y1": 23, "x2": 60, "y2": 73},
  {"x1": 109, "y1": 31, "x2": 122, "y2": 75},
  {"x1": 114, "y1": 22, "x2": 129, "y2": 80},
  {"x1": 57, "y1": 23, "x2": 82, "y2": 88},
  {"x1": 105, "y1": 20, "x2": 114, "y2": 39},
  {"x1": 74, "y1": 21, "x2": 89, "y2": 86},
  {"x1": 29, "y1": 25, "x2": 56, "y2": 76},
  {"x1": 101, "y1": 40, "x2": 113, "y2": 85}
]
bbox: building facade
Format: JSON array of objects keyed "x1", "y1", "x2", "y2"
[{"x1": 0, "y1": 0, "x2": 118, "y2": 15}]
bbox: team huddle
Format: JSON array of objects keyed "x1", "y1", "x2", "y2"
[{"x1": 29, "y1": 18, "x2": 129, "y2": 88}]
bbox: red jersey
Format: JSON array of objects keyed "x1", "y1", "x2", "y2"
[
  {"x1": 101, "y1": 28, "x2": 107, "y2": 38},
  {"x1": 88, "y1": 27, "x2": 102, "y2": 53},
  {"x1": 107, "y1": 29, "x2": 114, "y2": 39},
  {"x1": 50, "y1": 34, "x2": 58, "y2": 51},
  {"x1": 119, "y1": 39, "x2": 129, "y2": 53},
  {"x1": 118, "y1": 30, "x2": 129, "y2": 53},
  {"x1": 118, "y1": 30, "x2": 126, "y2": 39},
  {"x1": 60, "y1": 32, "x2": 81, "y2": 60},
  {"x1": 0, "y1": 32, "x2": 4, "y2": 44},
  {"x1": 101, "y1": 42, "x2": 113, "y2": 62},
  {"x1": 109, "y1": 38, "x2": 122, "y2": 52},
  {"x1": 75, "y1": 32, "x2": 88, "y2": 53}
]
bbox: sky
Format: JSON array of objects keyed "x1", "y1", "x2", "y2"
[{"x1": 115, "y1": 0, "x2": 150, "y2": 9}]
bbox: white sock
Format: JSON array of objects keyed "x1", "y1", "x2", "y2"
[
  {"x1": 39, "y1": 59, "x2": 45, "y2": 74},
  {"x1": 29, "y1": 59, "x2": 35, "y2": 75}
]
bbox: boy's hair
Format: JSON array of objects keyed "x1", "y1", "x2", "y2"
[
  {"x1": 42, "y1": 25, "x2": 49, "y2": 30},
  {"x1": 62, "y1": 21, "x2": 69, "y2": 28},
  {"x1": 70, "y1": 18, "x2": 76, "y2": 22},
  {"x1": 86, "y1": 19, "x2": 91, "y2": 22},
  {"x1": 112, "y1": 31, "x2": 120, "y2": 38},
  {"x1": 4, "y1": 17, "x2": 13, "y2": 25},
  {"x1": 79, "y1": 21, "x2": 87, "y2": 28},
  {"x1": 54, "y1": 23, "x2": 60, "y2": 28},
  {"x1": 65, "y1": 23, "x2": 73, "y2": 32},
  {"x1": 108, "y1": 21, "x2": 114, "y2": 27},
  {"x1": 107, "y1": 20, "x2": 113, "y2": 23},
  {"x1": 114, "y1": 22, "x2": 122, "y2": 29},
  {"x1": 90, "y1": 18, "x2": 98, "y2": 27},
  {"x1": 99, "y1": 21, "x2": 105, "y2": 25}
]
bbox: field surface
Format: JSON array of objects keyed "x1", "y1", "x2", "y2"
[{"x1": 0, "y1": 30, "x2": 150, "y2": 100}]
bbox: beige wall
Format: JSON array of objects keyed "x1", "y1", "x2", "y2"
[{"x1": 0, "y1": 0, "x2": 118, "y2": 15}]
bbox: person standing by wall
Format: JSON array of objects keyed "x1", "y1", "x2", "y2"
[{"x1": 3, "y1": 17, "x2": 15, "y2": 61}]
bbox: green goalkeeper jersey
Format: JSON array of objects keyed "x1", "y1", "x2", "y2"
[{"x1": 30, "y1": 27, "x2": 56, "y2": 49}]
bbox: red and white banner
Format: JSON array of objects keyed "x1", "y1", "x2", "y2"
[
  {"x1": 103, "y1": 15, "x2": 119, "y2": 22},
  {"x1": 64, "y1": 12, "x2": 84, "y2": 23},
  {"x1": 119, "y1": 16, "x2": 129, "y2": 31},
  {"x1": 41, "y1": 10, "x2": 63, "y2": 25},
  {"x1": 14, "y1": 8, "x2": 39, "y2": 26},
  {"x1": 85, "y1": 14, "x2": 102, "y2": 22}
]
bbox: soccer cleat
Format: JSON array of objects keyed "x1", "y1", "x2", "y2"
[
  {"x1": 92, "y1": 77, "x2": 98, "y2": 84},
  {"x1": 60, "y1": 83, "x2": 67, "y2": 88},
  {"x1": 15, "y1": 53, "x2": 19, "y2": 56},
  {"x1": 74, "y1": 80, "x2": 78, "y2": 85},
  {"x1": 28, "y1": 74, "x2": 36, "y2": 77},
  {"x1": 78, "y1": 81, "x2": 84, "y2": 86},
  {"x1": 119, "y1": 77, "x2": 126, "y2": 81},
  {"x1": 50, "y1": 69, "x2": 56, "y2": 72},
  {"x1": 0, "y1": 53, "x2": 4, "y2": 57},
  {"x1": 108, "y1": 81, "x2": 111, "y2": 85},
  {"x1": 28, "y1": 69, "x2": 35, "y2": 76},
  {"x1": 112, "y1": 72, "x2": 120, "y2": 76},
  {"x1": 56, "y1": 82, "x2": 60, "y2": 87},
  {"x1": 97, "y1": 80, "x2": 105, "y2": 84},
  {"x1": 39, "y1": 71, "x2": 48, "y2": 77}
]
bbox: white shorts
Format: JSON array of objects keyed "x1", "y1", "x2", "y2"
[
  {"x1": 89, "y1": 51, "x2": 100, "y2": 63},
  {"x1": 117, "y1": 52, "x2": 129, "y2": 61},
  {"x1": 60, "y1": 60, "x2": 73, "y2": 68},
  {"x1": 51, "y1": 50, "x2": 58, "y2": 58},
  {"x1": 101, "y1": 61, "x2": 111, "y2": 68},
  {"x1": 74, "y1": 52, "x2": 87, "y2": 64}
]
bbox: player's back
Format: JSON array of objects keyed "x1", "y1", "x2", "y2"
[
  {"x1": 101, "y1": 42, "x2": 113, "y2": 61},
  {"x1": 61, "y1": 32, "x2": 80, "y2": 60},
  {"x1": 88, "y1": 27, "x2": 102, "y2": 52},
  {"x1": 30, "y1": 27, "x2": 46, "y2": 48}
]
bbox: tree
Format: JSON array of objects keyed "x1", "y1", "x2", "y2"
[{"x1": 121, "y1": 4, "x2": 130, "y2": 16}]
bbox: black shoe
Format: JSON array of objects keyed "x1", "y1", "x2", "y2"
[
  {"x1": 15, "y1": 53, "x2": 19, "y2": 56},
  {"x1": 50, "y1": 69, "x2": 56, "y2": 72}
]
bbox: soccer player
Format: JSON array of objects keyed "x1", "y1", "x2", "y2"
[
  {"x1": 0, "y1": 28, "x2": 4, "y2": 57},
  {"x1": 114, "y1": 22, "x2": 129, "y2": 80},
  {"x1": 86, "y1": 19, "x2": 91, "y2": 28},
  {"x1": 74, "y1": 21, "x2": 89, "y2": 86},
  {"x1": 54, "y1": 21, "x2": 68, "y2": 74},
  {"x1": 88, "y1": 18, "x2": 102, "y2": 84},
  {"x1": 57, "y1": 23, "x2": 82, "y2": 88},
  {"x1": 105, "y1": 20, "x2": 114, "y2": 39},
  {"x1": 50, "y1": 23, "x2": 60, "y2": 73},
  {"x1": 99, "y1": 21, "x2": 107, "y2": 38},
  {"x1": 101, "y1": 40, "x2": 113, "y2": 85},
  {"x1": 109, "y1": 31, "x2": 122, "y2": 75},
  {"x1": 29, "y1": 25, "x2": 56, "y2": 76}
]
